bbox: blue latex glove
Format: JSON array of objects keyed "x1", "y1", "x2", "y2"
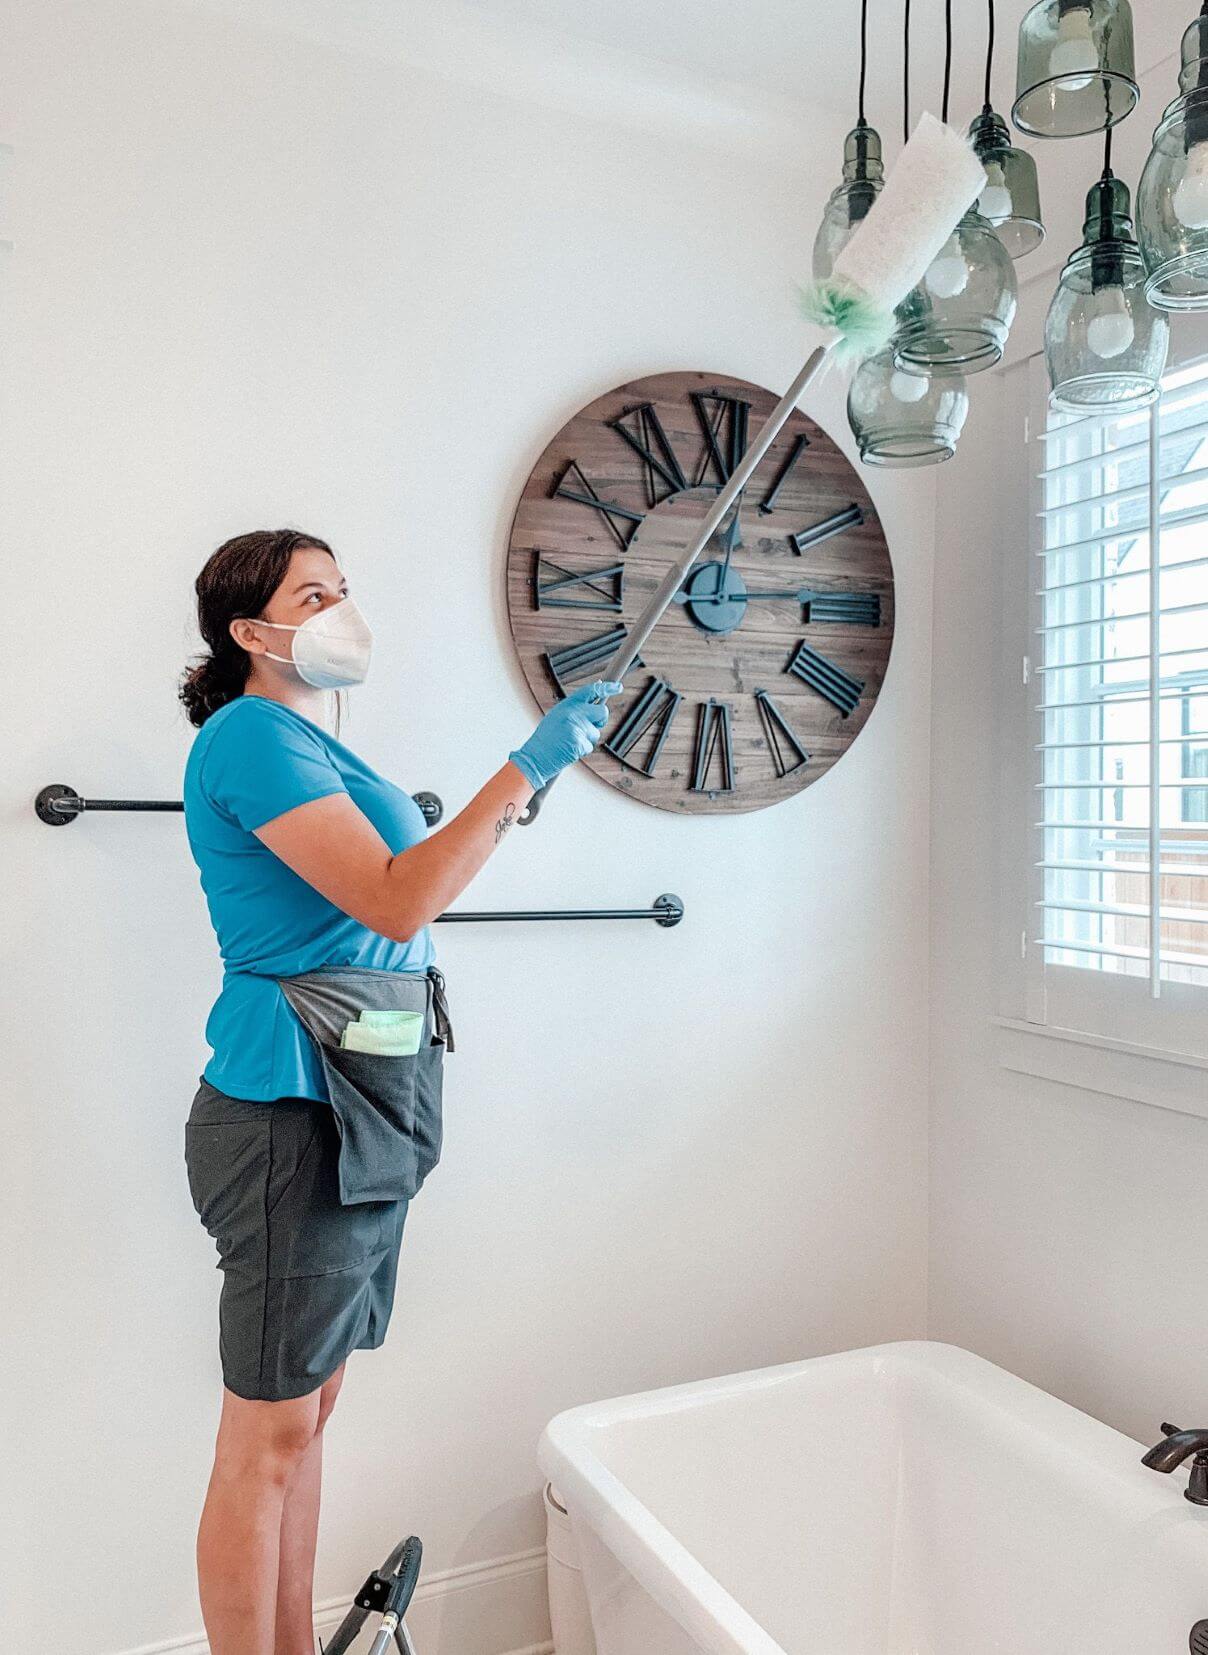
[{"x1": 508, "y1": 679, "x2": 624, "y2": 791}]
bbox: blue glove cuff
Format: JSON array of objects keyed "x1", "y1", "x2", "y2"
[{"x1": 507, "y1": 747, "x2": 547, "y2": 791}]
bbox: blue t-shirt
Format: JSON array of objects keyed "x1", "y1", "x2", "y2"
[{"x1": 183, "y1": 694, "x2": 435, "y2": 1103}]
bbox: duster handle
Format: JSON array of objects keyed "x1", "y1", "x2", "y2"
[{"x1": 518, "y1": 340, "x2": 835, "y2": 825}]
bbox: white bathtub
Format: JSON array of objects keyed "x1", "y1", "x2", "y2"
[{"x1": 537, "y1": 1340, "x2": 1208, "y2": 1655}]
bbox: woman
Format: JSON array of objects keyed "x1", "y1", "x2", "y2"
[{"x1": 180, "y1": 526, "x2": 620, "y2": 1655}]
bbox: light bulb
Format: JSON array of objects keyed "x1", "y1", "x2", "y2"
[
  {"x1": 925, "y1": 234, "x2": 970, "y2": 298},
  {"x1": 1085, "y1": 285, "x2": 1135, "y2": 358},
  {"x1": 890, "y1": 368, "x2": 929, "y2": 403},
  {"x1": 979, "y1": 181, "x2": 1014, "y2": 222},
  {"x1": 1173, "y1": 142, "x2": 1208, "y2": 231},
  {"x1": 1049, "y1": 5, "x2": 1098, "y2": 91}
]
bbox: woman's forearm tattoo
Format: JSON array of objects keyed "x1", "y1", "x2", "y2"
[{"x1": 495, "y1": 801, "x2": 516, "y2": 844}]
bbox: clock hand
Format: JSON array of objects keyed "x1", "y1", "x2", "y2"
[
  {"x1": 671, "y1": 585, "x2": 881, "y2": 625},
  {"x1": 716, "y1": 492, "x2": 743, "y2": 583},
  {"x1": 671, "y1": 584, "x2": 817, "y2": 606},
  {"x1": 736, "y1": 587, "x2": 818, "y2": 601}
]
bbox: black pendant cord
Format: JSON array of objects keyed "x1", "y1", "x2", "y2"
[
  {"x1": 858, "y1": 0, "x2": 869, "y2": 123},
  {"x1": 983, "y1": 0, "x2": 995, "y2": 113},
  {"x1": 1103, "y1": 121, "x2": 1113, "y2": 180},
  {"x1": 903, "y1": 0, "x2": 911, "y2": 143},
  {"x1": 942, "y1": 0, "x2": 953, "y2": 124}
]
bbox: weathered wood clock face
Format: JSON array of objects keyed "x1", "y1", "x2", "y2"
[{"x1": 505, "y1": 371, "x2": 894, "y2": 814}]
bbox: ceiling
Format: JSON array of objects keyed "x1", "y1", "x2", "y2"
[
  {"x1": 179, "y1": 0, "x2": 1195, "y2": 151},
  {"x1": 456, "y1": 0, "x2": 1189, "y2": 129}
]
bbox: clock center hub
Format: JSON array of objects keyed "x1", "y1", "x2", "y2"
[{"x1": 680, "y1": 560, "x2": 748, "y2": 635}]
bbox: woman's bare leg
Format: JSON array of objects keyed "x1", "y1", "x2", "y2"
[
  {"x1": 274, "y1": 1361, "x2": 346, "y2": 1655},
  {"x1": 196, "y1": 1384, "x2": 323, "y2": 1655}
]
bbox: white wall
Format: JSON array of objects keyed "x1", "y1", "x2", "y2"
[
  {"x1": 1, "y1": 4, "x2": 937, "y2": 1648},
  {"x1": 929, "y1": 49, "x2": 1208, "y2": 1449}
]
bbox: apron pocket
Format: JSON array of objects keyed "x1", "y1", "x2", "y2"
[{"x1": 315, "y1": 1041, "x2": 425, "y2": 1206}]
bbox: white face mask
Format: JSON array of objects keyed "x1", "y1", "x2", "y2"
[{"x1": 255, "y1": 595, "x2": 374, "y2": 689}]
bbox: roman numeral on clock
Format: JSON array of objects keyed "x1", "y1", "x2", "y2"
[
  {"x1": 551, "y1": 460, "x2": 645, "y2": 552},
  {"x1": 786, "y1": 640, "x2": 864, "y2": 717},
  {"x1": 804, "y1": 591, "x2": 881, "y2": 626},
  {"x1": 753, "y1": 689, "x2": 809, "y2": 778},
  {"x1": 691, "y1": 698, "x2": 735, "y2": 793},
  {"x1": 545, "y1": 626, "x2": 642, "y2": 691},
  {"x1": 608, "y1": 403, "x2": 687, "y2": 505},
  {"x1": 603, "y1": 675, "x2": 682, "y2": 776},
  {"x1": 790, "y1": 503, "x2": 864, "y2": 554},
  {"x1": 533, "y1": 554, "x2": 624, "y2": 612},
  {"x1": 758, "y1": 433, "x2": 810, "y2": 514},
  {"x1": 689, "y1": 392, "x2": 751, "y2": 486}
]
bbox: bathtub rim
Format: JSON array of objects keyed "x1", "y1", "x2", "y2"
[{"x1": 535, "y1": 1338, "x2": 1180, "y2": 1655}]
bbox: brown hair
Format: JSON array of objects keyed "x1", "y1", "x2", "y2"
[{"x1": 179, "y1": 528, "x2": 336, "y2": 727}]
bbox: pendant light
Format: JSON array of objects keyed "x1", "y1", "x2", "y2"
[
  {"x1": 1046, "y1": 129, "x2": 1169, "y2": 410},
  {"x1": 1013, "y1": 0, "x2": 1138, "y2": 139},
  {"x1": 969, "y1": 0, "x2": 1044, "y2": 257},
  {"x1": 892, "y1": 0, "x2": 1018, "y2": 376},
  {"x1": 848, "y1": 346, "x2": 970, "y2": 465},
  {"x1": 813, "y1": 0, "x2": 885, "y2": 280},
  {"x1": 1137, "y1": 6, "x2": 1208, "y2": 309},
  {"x1": 846, "y1": 0, "x2": 970, "y2": 466}
]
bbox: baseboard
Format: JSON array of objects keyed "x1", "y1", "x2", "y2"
[{"x1": 137, "y1": 1544, "x2": 554, "y2": 1655}]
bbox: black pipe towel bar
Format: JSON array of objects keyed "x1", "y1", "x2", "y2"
[
  {"x1": 33, "y1": 785, "x2": 683, "y2": 928},
  {"x1": 36, "y1": 783, "x2": 446, "y2": 828}
]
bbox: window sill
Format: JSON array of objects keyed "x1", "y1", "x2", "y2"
[{"x1": 992, "y1": 1017, "x2": 1208, "y2": 1122}]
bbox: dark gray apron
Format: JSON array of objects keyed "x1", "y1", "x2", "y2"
[{"x1": 276, "y1": 963, "x2": 454, "y2": 1207}]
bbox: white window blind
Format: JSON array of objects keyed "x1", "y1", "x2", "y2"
[{"x1": 1033, "y1": 357, "x2": 1208, "y2": 1003}]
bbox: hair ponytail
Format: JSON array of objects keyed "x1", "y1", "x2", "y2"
[
  {"x1": 179, "y1": 527, "x2": 335, "y2": 727},
  {"x1": 179, "y1": 638, "x2": 253, "y2": 727}
]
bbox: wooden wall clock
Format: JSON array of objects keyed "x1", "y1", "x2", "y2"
[{"x1": 504, "y1": 370, "x2": 894, "y2": 815}]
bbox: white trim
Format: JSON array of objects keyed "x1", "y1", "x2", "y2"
[
  {"x1": 120, "y1": 1544, "x2": 554, "y2": 1655},
  {"x1": 993, "y1": 1016, "x2": 1208, "y2": 1121}
]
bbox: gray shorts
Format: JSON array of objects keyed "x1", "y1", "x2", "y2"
[{"x1": 184, "y1": 1078, "x2": 410, "y2": 1402}]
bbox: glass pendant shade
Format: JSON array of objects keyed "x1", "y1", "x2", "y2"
[
  {"x1": 848, "y1": 348, "x2": 970, "y2": 467},
  {"x1": 969, "y1": 108, "x2": 1044, "y2": 258},
  {"x1": 1137, "y1": 14, "x2": 1208, "y2": 309},
  {"x1": 1046, "y1": 174, "x2": 1169, "y2": 411},
  {"x1": 891, "y1": 209, "x2": 1018, "y2": 376},
  {"x1": 1013, "y1": 0, "x2": 1138, "y2": 138},
  {"x1": 812, "y1": 121, "x2": 884, "y2": 280}
]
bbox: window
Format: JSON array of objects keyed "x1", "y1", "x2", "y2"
[{"x1": 1010, "y1": 349, "x2": 1208, "y2": 1072}]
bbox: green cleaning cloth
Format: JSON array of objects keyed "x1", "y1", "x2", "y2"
[
  {"x1": 339, "y1": 1010, "x2": 423, "y2": 1056},
  {"x1": 358, "y1": 1009, "x2": 421, "y2": 1029}
]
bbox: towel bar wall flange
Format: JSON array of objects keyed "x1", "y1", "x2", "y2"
[{"x1": 32, "y1": 786, "x2": 683, "y2": 929}]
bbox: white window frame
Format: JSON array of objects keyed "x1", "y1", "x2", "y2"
[{"x1": 994, "y1": 329, "x2": 1208, "y2": 1120}]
